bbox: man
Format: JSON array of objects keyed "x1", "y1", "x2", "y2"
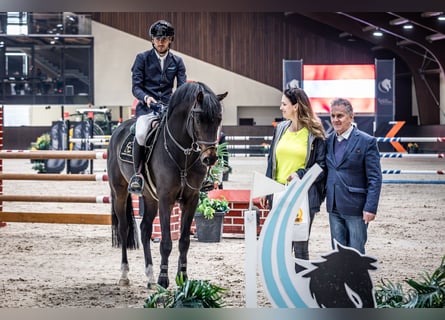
[
  {"x1": 325, "y1": 98, "x2": 382, "y2": 254},
  {"x1": 128, "y1": 19, "x2": 187, "y2": 194}
]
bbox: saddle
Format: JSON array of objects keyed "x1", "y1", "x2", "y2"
[
  {"x1": 119, "y1": 116, "x2": 162, "y2": 164},
  {"x1": 119, "y1": 114, "x2": 166, "y2": 201}
]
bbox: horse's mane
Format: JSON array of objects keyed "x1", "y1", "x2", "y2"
[{"x1": 168, "y1": 81, "x2": 221, "y2": 121}]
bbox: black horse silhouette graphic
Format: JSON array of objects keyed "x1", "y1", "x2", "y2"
[{"x1": 300, "y1": 243, "x2": 377, "y2": 308}]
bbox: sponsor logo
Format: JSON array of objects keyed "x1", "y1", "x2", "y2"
[{"x1": 378, "y1": 78, "x2": 392, "y2": 93}]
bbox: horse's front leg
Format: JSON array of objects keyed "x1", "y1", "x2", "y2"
[
  {"x1": 157, "y1": 201, "x2": 174, "y2": 288},
  {"x1": 141, "y1": 197, "x2": 157, "y2": 288},
  {"x1": 177, "y1": 202, "x2": 195, "y2": 281}
]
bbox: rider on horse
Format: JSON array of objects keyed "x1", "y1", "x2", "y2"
[{"x1": 129, "y1": 20, "x2": 187, "y2": 194}]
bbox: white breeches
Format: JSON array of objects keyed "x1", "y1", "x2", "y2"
[{"x1": 135, "y1": 113, "x2": 158, "y2": 145}]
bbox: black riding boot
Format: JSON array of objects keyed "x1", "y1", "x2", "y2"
[{"x1": 128, "y1": 140, "x2": 145, "y2": 195}]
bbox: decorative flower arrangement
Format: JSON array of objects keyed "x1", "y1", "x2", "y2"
[
  {"x1": 196, "y1": 191, "x2": 229, "y2": 219},
  {"x1": 30, "y1": 133, "x2": 50, "y2": 173}
]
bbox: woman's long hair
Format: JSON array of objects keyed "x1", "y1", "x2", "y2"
[{"x1": 284, "y1": 87, "x2": 326, "y2": 139}]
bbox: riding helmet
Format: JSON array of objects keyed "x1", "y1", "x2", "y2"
[{"x1": 149, "y1": 20, "x2": 175, "y2": 41}]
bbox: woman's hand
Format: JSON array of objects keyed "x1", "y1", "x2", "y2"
[
  {"x1": 287, "y1": 172, "x2": 298, "y2": 182},
  {"x1": 259, "y1": 196, "x2": 269, "y2": 209}
]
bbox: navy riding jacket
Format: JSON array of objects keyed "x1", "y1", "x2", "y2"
[{"x1": 131, "y1": 48, "x2": 187, "y2": 117}]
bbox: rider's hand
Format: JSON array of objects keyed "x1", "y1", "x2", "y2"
[
  {"x1": 150, "y1": 102, "x2": 162, "y2": 113},
  {"x1": 144, "y1": 95, "x2": 157, "y2": 105}
]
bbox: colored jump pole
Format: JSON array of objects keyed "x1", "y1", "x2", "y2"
[
  {"x1": 0, "y1": 195, "x2": 111, "y2": 203},
  {"x1": 0, "y1": 173, "x2": 108, "y2": 181},
  {"x1": 0, "y1": 150, "x2": 107, "y2": 160}
]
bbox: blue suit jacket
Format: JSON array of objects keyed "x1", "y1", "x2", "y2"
[
  {"x1": 131, "y1": 49, "x2": 187, "y2": 117},
  {"x1": 325, "y1": 127, "x2": 382, "y2": 216}
]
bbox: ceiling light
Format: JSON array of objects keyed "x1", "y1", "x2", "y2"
[
  {"x1": 425, "y1": 33, "x2": 445, "y2": 42},
  {"x1": 397, "y1": 39, "x2": 414, "y2": 46},
  {"x1": 339, "y1": 32, "x2": 352, "y2": 38},
  {"x1": 390, "y1": 17, "x2": 409, "y2": 25},
  {"x1": 371, "y1": 45, "x2": 384, "y2": 51},
  {"x1": 373, "y1": 30, "x2": 383, "y2": 37},
  {"x1": 362, "y1": 25, "x2": 376, "y2": 32},
  {"x1": 421, "y1": 12, "x2": 443, "y2": 18},
  {"x1": 438, "y1": 15, "x2": 445, "y2": 21},
  {"x1": 403, "y1": 24, "x2": 413, "y2": 30}
]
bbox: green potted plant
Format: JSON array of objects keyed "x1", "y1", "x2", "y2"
[
  {"x1": 194, "y1": 191, "x2": 230, "y2": 242},
  {"x1": 30, "y1": 133, "x2": 50, "y2": 173},
  {"x1": 374, "y1": 255, "x2": 445, "y2": 308},
  {"x1": 202, "y1": 142, "x2": 231, "y2": 190},
  {"x1": 144, "y1": 274, "x2": 227, "y2": 308}
]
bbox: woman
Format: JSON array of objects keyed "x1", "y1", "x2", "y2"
[{"x1": 259, "y1": 87, "x2": 326, "y2": 272}]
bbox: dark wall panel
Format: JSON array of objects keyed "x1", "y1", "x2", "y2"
[{"x1": 90, "y1": 12, "x2": 376, "y2": 90}]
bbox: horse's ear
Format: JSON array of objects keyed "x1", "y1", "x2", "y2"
[
  {"x1": 197, "y1": 91, "x2": 204, "y2": 104},
  {"x1": 217, "y1": 91, "x2": 228, "y2": 101}
]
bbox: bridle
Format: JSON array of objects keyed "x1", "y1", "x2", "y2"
[{"x1": 163, "y1": 94, "x2": 219, "y2": 197}]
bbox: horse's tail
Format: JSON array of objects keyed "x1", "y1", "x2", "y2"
[
  {"x1": 125, "y1": 194, "x2": 140, "y2": 249},
  {"x1": 111, "y1": 193, "x2": 120, "y2": 248},
  {"x1": 111, "y1": 194, "x2": 140, "y2": 249}
]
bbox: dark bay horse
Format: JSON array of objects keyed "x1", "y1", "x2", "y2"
[{"x1": 107, "y1": 81, "x2": 227, "y2": 288}]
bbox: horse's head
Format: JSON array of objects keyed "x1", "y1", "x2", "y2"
[
  {"x1": 302, "y1": 243, "x2": 378, "y2": 308},
  {"x1": 188, "y1": 86, "x2": 227, "y2": 167}
]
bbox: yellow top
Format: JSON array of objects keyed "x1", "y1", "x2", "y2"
[{"x1": 275, "y1": 127, "x2": 308, "y2": 184}]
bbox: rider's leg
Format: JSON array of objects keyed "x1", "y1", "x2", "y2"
[
  {"x1": 128, "y1": 115, "x2": 151, "y2": 194},
  {"x1": 129, "y1": 139, "x2": 145, "y2": 193}
]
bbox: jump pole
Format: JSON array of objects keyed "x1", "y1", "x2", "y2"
[
  {"x1": 0, "y1": 173, "x2": 108, "y2": 181},
  {"x1": 0, "y1": 150, "x2": 107, "y2": 160},
  {"x1": 380, "y1": 153, "x2": 445, "y2": 159},
  {"x1": 382, "y1": 169, "x2": 444, "y2": 175},
  {"x1": 0, "y1": 211, "x2": 111, "y2": 224},
  {"x1": 0, "y1": 195, "x2": 110, "y2": 203},
  {"x1": 376, "y1": 137, "x2": 445, "y2": 143}
]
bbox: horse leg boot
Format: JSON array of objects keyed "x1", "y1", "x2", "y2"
[{"x1": 128, "y1": 139, "x2": 145, "y2": 195}]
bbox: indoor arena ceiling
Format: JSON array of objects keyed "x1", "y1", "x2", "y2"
[{"x1": 293, "y1": 12, "x2": 445, "y2": 75}]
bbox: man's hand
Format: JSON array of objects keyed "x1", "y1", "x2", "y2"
[
  {"x1": 363, "y1": 211, "x2": 376, "y2": 224},
  {"x1": 144, "y1": 95, "x2": 157, "y2": 105},
  {"x1": 150, "y1": 102, "x2": 162, "y2": 113}
]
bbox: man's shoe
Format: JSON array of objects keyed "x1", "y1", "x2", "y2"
[{"x1": 128, "y1": 174, "x2": 144, "y2": 195}]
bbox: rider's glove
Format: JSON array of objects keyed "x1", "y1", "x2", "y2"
[{"x1": 150, "y1": 102, "x2": 162, "y2": 113}]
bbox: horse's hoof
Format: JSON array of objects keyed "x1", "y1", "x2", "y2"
[
  {"x1": 158, "y1": 279, "x2": 169, "y2": 289},
  {"x1": 118, "y1": 278, "x2": 130, "y2": 286}
]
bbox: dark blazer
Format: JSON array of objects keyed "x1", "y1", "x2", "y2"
[
  {"x1": 131, "y1": 49, "x2": 187, "y2": 117},
  {"x1": 265, "y1": 120, "x2": 327, "y2": 214},
  {"x1": 325, "y1": 126, "x2": 382, "y2": 216}
]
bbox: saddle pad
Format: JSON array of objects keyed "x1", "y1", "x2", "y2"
[{"x1": 119, "y1": 133, "x2": 134, "y2": 164}]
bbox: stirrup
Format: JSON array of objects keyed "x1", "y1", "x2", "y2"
[{"x1": 128, "y1": 174, "x2": 144, "y2": 195}]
